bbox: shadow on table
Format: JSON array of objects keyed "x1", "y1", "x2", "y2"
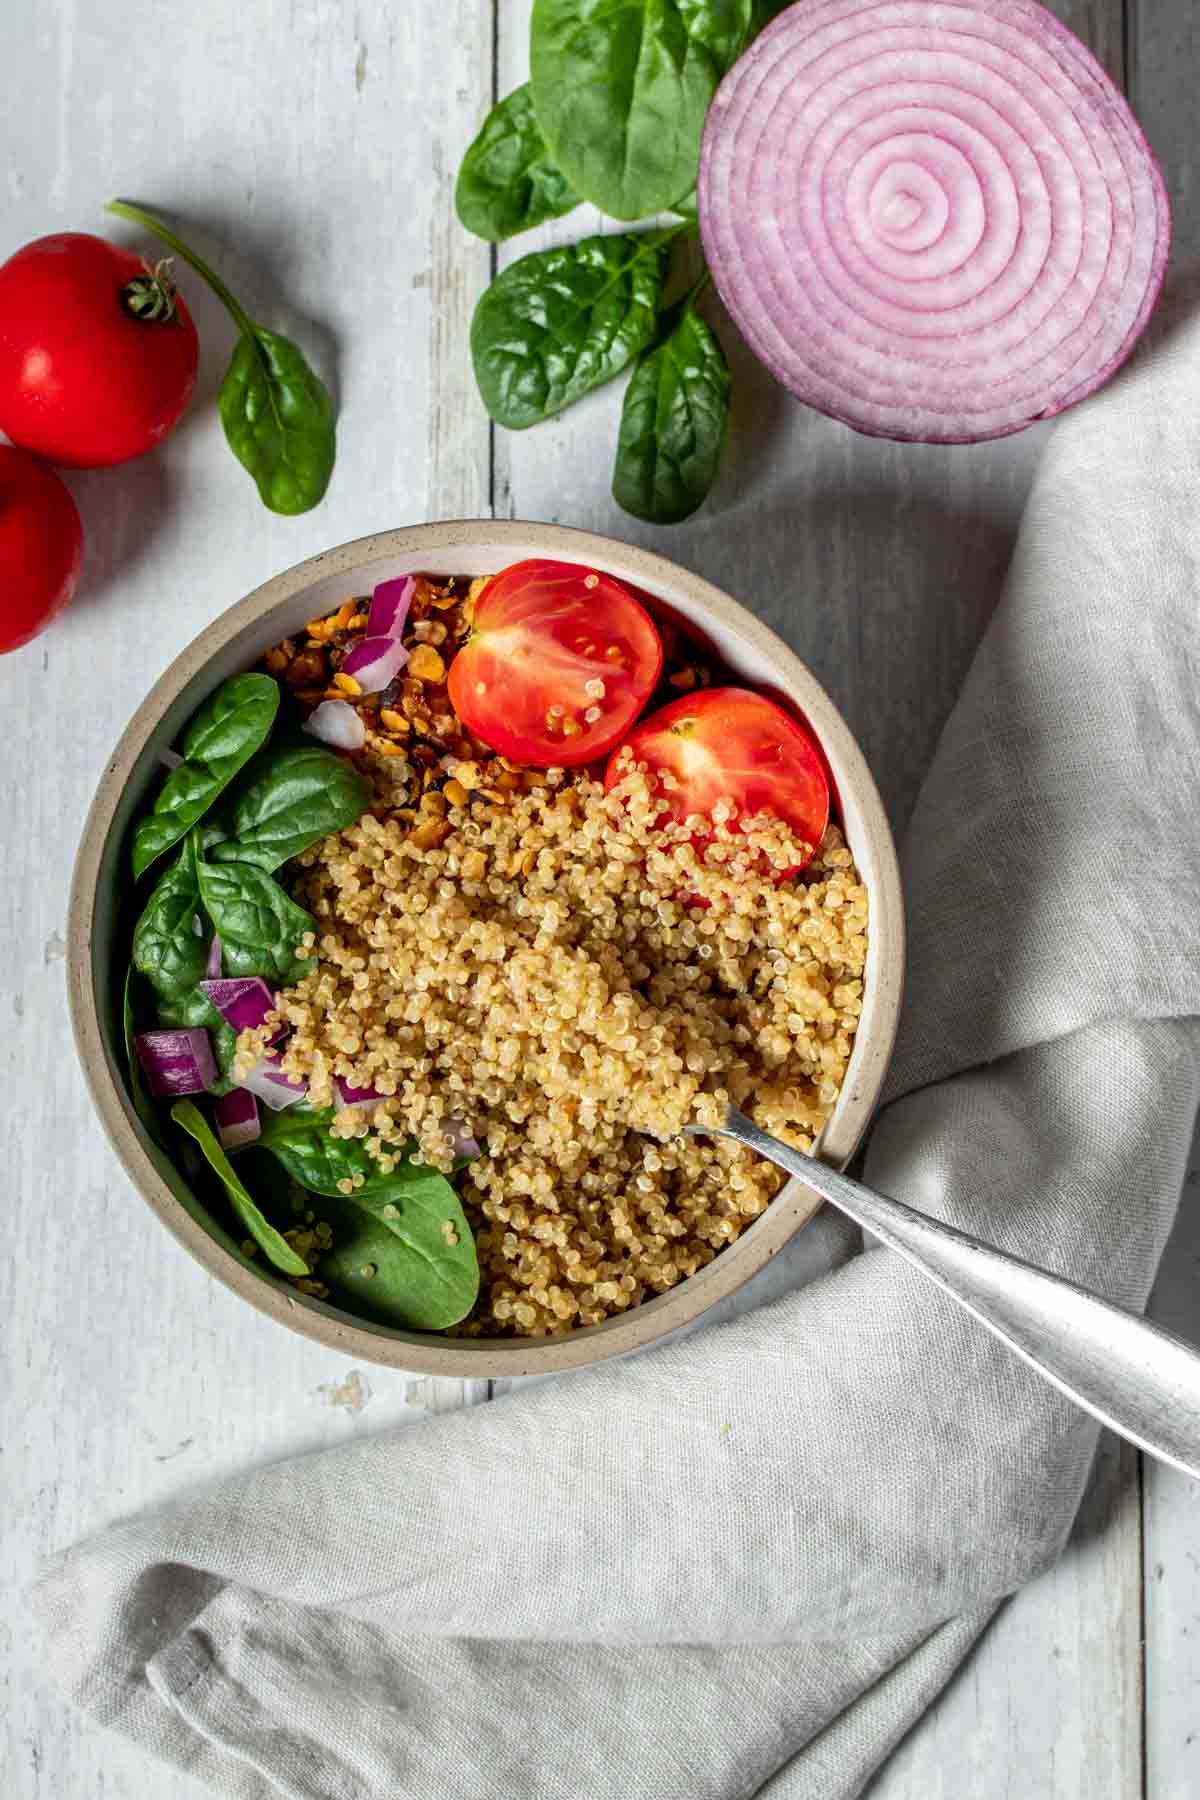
[
  {"x1": 61, "y1": 456, "x2": 173, "y2": 615},
  {"x1": 659, "y1": 320, "x2": 1036, "y2": 832},
  {"x1": 112, "y1": 199, "x2": 342, "y2": 422}
]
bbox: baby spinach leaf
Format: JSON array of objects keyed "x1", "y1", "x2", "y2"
[
  {"x1": 122, "y1": 967, "x2": 163, "y2": 1140},
  {"x1": 316, "y1": 1175, "x2": 480, "y2": 1331},
  {"x1": 457, "y1": 84, "x2": 582, "y2": 243},
  {"x1": 131, "y1": 674, "x2": 279, "y2": 878},
  {"x1": 170, "y1": 1100, "x2": 309, "y2": 1276},
  {"x1": 211, "y1": 746, "x2": 372, "y2": 873},
  {"x1": 218, "y1": 328, "x2": 337, "y2": 517},
  {"x1": 106, "y1": 200, "x2": 336, "y2": 518},
  {"x1": 131, "y1": 848, "x2": 208, "y2": 1001},
  {"x1": 530, "y1": 0, "x2": 754, "y2": 219},
  {"x1": 256, "y1": 1107, "x2": 480, "y2": 1328},
  {"x1": 195, "y1": 852, "x2": 316, "y2": 986},
  {"x1": 612, "y1": 297, "x2": 731, "y2": 523},
  {"x1": 256, "y1": 1104, "x2": 406, "y2": 1196},
  {"x1": 471, "y1": 230, "x2": 676, "y2": 430}
]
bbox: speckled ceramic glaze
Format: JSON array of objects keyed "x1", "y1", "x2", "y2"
[{"x1": 69, "y1": 522, "x2": 905, "y2": 1375}]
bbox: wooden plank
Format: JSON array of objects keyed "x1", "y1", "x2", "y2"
[
  {"x1": 0, "y1": 2, "x2": 493, "y2": 1797},
  {"x1": 1126, "y1": 1, "x2": 1199, "y2": 265},
  {"x1": 1142, "y1": 1122, "x2": 1200, "y2": 1800},
  {"x1": 1129, "y1": 8, "x2": 1200, "y2": 1796}
]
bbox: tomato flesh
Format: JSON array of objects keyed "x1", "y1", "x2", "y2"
[
  {"x1": 0, "y1": 233, "x2": 198, "y2": 468},
  {"x1": 0, "y1": 445, "x2": 84, "y2": 653},
  {"x1": 447, "y1": 559, "x2": 662, "y2": 767},
  {"x1": 605, "y1": 687, "x2": 831, "y2": 875}
]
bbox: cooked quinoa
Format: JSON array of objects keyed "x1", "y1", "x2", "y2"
[{"x1": 237, "y1": 747, "x2": 868, "y2": 1338}]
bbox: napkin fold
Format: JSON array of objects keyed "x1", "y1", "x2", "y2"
[{"x1": 33, "y1": 277, "x2": 1200, "y2": 1800}]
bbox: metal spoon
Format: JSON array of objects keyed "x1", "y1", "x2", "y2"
[{"x1": 686, "y1": 1106, "x2": 1200, "y2": 1480}]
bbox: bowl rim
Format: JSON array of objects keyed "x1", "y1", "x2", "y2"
[{"x1": 68, "y1": 519, "x2": 905, "y2": 1377}]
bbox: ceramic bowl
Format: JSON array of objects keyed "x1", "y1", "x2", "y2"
[{"x1": 69, "y1": 521, "x2": 904, "y2": 1375}]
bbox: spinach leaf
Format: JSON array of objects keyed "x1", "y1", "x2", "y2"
[
  {"x1": 195, "y1": 852, "x2": 316, "y2": 986},
  {"x1": 316, "y1": 1175, "x2": 480, "y2": 1331},
  {"x1": 170, "y1": 1100, "x2": 309, "y2": 1276},
  {"x1": 256, "y1": 1104, "x2": 405, "y2": 1196},
  {"x1": 131, "y1": 674, "x2": 279, "y2": 878},
  {"x1": 131, "y1": 847, "x2": 208, "y2": 1000},
  {"x1": 256, "y1": 1106, "x2": 480, "y2": 1328},
  {"x1": 457, "y1": 84, "x2": 582, "y2": 243},
  {"x1": 122, "y1": 967, "x2": 163, "y2": 1139},
  {"x1": 218, "y1": 328, "x2": 337, "y2": 517},
  {"x1": 612, "y1": 296, "x2": 731, "y2": 523},
  {"x1": 471, "y1": 230, "x2": 676, "y2": 430},
  {"x1": 530, "y1": 0, "x2": 754, "y2": 219},
  {"x1": 107, "y1": 200, "x2": 336, "y2": 517},
  {"x1": 211, "y1": 745, "x2": 372, "y2": 872}
]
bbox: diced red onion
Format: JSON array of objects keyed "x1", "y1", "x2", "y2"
[
  {"x1": 368, "y1": 575, "x2": 415, "y2": 640},
  {"x1": 341, "y1": 634, "x2": 408, "y2": 694},
  {"x1": 213, "y1": 1088, "x2": 261, "y2": 1151},
  {"x1": 206, "y1": 934, "x2": 222, "y2": 980},
  {"x1": 332, "y1": 1082, "x2": 479, "y2": 1157},
  {"x1": 238, "y1": 1054, "x2": 307, "y2": 1111},
  {"x1": 447, "y1": 1117, "x2": 481, "y2": 1160},
  {"x1": 134, "y1": 1029, "x2": 216, "y2": 1098},
  {"x1": 157, "y1": 746, "x2": 184, "y2": 771},
  {"x1": 698, "y1": 0, "x2": 1171, "y2": 443},
  {"x1": 198, "y1": 976, "x2": 283, "y2": 1040},
  {"x1": 303, "y1": 699, "x2": 366, "y2": 752},
  {"x1": 334, "y1": 1076, "x2": 385, "y2": 1110}
]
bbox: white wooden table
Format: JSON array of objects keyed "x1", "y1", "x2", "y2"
[{"x1": 2, "y1": 3, "x2": 1196, "y2": 1795}]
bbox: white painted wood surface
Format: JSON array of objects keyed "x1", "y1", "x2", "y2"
[{"x1": 0, "y1": 2, "x2": 1195, "y2": 1797}]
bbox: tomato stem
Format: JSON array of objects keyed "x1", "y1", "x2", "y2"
[
  {"x1": 121, "y1": 258, "x2": 180, "y2": 324},
  {"x1": 106, "y1": 199, "x2": 255, "y2": 339}
]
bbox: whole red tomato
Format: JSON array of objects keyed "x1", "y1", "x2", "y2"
[
  {"x1": 0, "y1": 444, "x2": 84, "y2": 652},
  {"x1": 0, "y1": 233, "x2": 198, "y2": 467}
]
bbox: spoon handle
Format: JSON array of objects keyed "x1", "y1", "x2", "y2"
[{"x1": 718, "y1": 1107, "x2": 1200, "y2": 1480}]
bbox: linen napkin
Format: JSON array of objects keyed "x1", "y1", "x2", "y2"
[{"x1": 32, "y1": 274, "x2": 1200, "y2": 1800}]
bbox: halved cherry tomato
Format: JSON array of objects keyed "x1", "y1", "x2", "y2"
[
  {"x1": 447, "y1": 559, "x2": 662, "y2": 768},
  {"x1": 605, "y1": 687, "x2": 830, "y2": 875}
]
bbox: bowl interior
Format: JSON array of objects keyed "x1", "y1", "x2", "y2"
[{"x1": 77, "y1": 524, "x2": 903, "y2": 1376}]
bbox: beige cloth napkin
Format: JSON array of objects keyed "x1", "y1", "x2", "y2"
[{"x1": 32, "y1": 277, "x2": 1200, "y2": 1800}]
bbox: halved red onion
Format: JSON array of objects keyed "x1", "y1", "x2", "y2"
[
  {"x1": 341, "y1": 634, "x2": 408, "y2": 694},
  {"x1": 303, "y1": 699, "x2": 366, "y2": 752},
  {"x1": 134, "y1": 1028, "x2": 216, "y2": 1098},
  {"x1": 206, "y1": 934, "x2": 223, "y2": 980},
  {"x1": 238, "y1": 1054, "x2": 307, "y2": 1111},
  {"x1": 214, "y1": 1088, "x2": 261, "y2": 1151},
  {"x1": 698, "y1": 0, "x2": 1171, "y2": 443},
  {"x1": 368, "y1": 575, "x2": 415, "y2": 640},
  {"x1": 198, "y1": 976, "x2": 283, "y2": 1040}
]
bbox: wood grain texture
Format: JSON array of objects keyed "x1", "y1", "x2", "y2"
[
  {"x1": 1143, "y1": 1132, "x2": 1200, "y2": 1800},
  {"x1": 3, "y1": 0, "x2": 1196, "y2": 1797},
  {"x1": 1131, "y1": 5, "x2": 1200, "y2": 1794},
  {"x1": 0, "y1": 3, "x2": 492, "y2": 1797}
]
